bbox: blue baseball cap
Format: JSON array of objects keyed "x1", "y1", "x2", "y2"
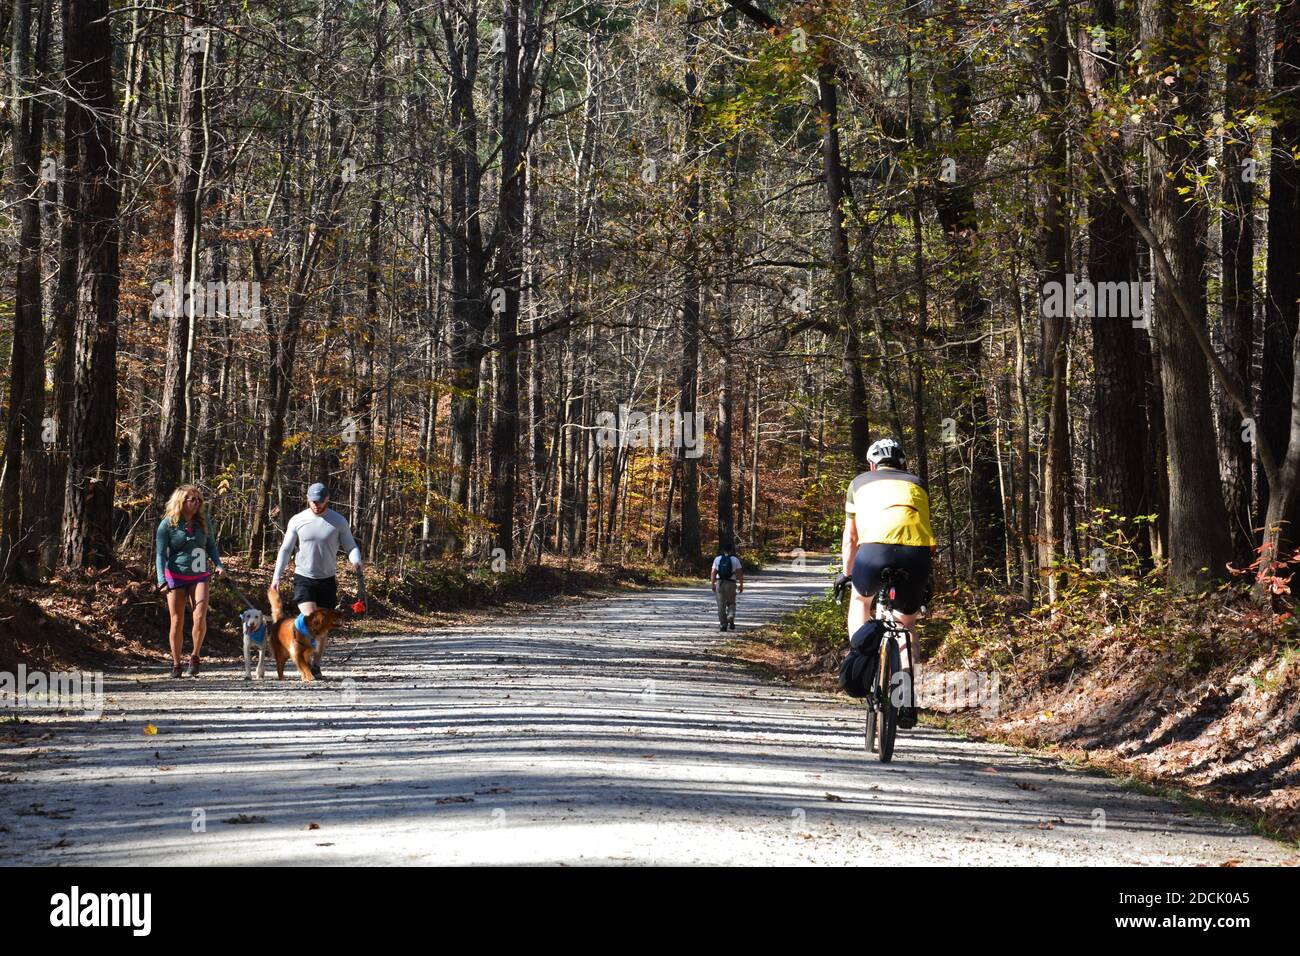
[{"x1": 308, "y1": 482, "x2": 328, "y2": 502}]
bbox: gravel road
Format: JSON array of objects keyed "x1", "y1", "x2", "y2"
[{"x1": 2, "y1": 558, "x2": 1293, "y2": 865}]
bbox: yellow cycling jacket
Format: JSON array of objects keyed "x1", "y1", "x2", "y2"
[{"x1": 844, "y1": 468, "x2": 938, "y2": 547}]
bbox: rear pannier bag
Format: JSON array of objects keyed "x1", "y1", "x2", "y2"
[{"x1": 838, "y1": 621, "x2": 886, "y2": 697}]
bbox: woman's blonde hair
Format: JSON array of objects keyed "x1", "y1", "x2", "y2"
[{"x1": 163, "y1": 484, "x2": 209, "y2": 533}]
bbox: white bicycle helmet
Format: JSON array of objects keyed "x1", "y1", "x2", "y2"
[{"x1": 867, "y1": 437, "x2": 906, "y2": 468}]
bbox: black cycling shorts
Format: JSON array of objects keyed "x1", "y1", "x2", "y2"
[
  {"x1": 292, "y1": 573, "x2": 338, "y2": 610},
  {"x1": 851, "y1": 543, "x2": 932, "y2": 614}
]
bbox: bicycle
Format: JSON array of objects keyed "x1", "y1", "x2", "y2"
[
  {"x1": 861, "y1": 568, "x2": 917, "y2": 762},
  {"x1": 833, "y1": 565, "x2": 921, "y2": 761}
]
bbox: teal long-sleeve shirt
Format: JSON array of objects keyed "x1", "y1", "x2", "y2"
[{"x1": 155, "y1": 517, "x2": 223, "y2": 586}]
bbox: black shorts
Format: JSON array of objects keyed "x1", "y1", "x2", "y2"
[
  {"x1": 292, "y1": 573, "x2": 337, "y2": 610},
  {"x1": 851, "y1": 543, "x2": 932, "y2": 614}
]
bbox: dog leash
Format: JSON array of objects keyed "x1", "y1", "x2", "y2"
[
  {"x1": 352, "y1": 568, "x2": 368, "y2": 614},
  {"x1": 222, "y1": 570, "x2": 368, "y2": 616},
  {"x1": 219, "y1": 575, "x2": 258, "y2": 612}
]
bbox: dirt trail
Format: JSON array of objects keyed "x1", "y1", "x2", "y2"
[{"x1": 1, "y1": 558, "x2": 1293, "y2": 865}]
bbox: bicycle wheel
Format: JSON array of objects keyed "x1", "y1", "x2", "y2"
[
  {"x1": 876, "y1": 638, "x2": 901, "y2": 762},
  {"x1": 864, "y1": 697, "x2": 877, "y2": 753}
]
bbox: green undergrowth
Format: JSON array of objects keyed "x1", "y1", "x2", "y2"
[
  {"x1": 745, "y1": 556, "x2": 1300, "y2": 704},
  {"x1": 932, "y1": 564, "x2": 1299, "y2": 685},
  {"x1": 367, "y1": 557, "x2": 673, "y2": 615}
]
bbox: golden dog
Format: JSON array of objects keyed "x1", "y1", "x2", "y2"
[{"x1": 266, "y1": 587, "x2": 340, "y2": 681}]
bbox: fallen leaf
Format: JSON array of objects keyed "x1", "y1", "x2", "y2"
[
  {"x1": 824, "y1": 792, "x2": 844, "y2": 802},
  {"x1": 143, "y1": 723, "x2": 158, "y2": 736},
  {"x1": 306, "y1": 822, "x2": 320, "y2": 830}
]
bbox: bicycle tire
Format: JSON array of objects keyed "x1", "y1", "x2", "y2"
[
  {"x1": 864, "y1": 698, "x2": 877, "y2": 753},
  {"x1": 877, "y1": 637, "x2": 901, "y2": 762}
]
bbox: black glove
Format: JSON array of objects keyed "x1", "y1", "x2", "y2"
[{"x1": 833, "y1": 572, "x2": 851, "y2": 599}]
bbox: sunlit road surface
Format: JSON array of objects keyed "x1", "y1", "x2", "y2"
[{"x1": 2, "y1": 558, "x2": 1293, "y2": 866}]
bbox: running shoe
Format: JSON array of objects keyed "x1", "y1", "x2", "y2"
[{"x1": 186, "y1": 655, "x2": 200, "y2": 678}]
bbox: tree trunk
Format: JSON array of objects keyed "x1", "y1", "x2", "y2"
[
  {"x1": 61, "y1": 0, "x2": 121, "y2": 571},
  {"x1": 675, "y1": 8, "x2": 702, "y2": 563},
  {"x1": 717, "y1": 277, "x2": 736, "y2": 551},
  {"x1": 2, "y1": 0, "x2": 50, "y2": 581},
  {"x1": 1083, "y1": 0, "x2": 1153, "y2": 563},
  {"x1": 817, "y1": 60, "x2": 869, "y2": 472},
  {"x1": 1139, "y1": 0, "x2": 1232, "y2": 585},
  {"x1": 489, "y1": 0, "x2": 544, "y2": 559},
  {"x1": 1038, "y1": 0, "x2": 1071, "y2": 603},
  {"x1": 1217, "y1": 8, "x2": 1257, "y2": 564},
  {"x1": 155, "y1": 0, "x2": 207, "y2": 504},
  {"x1": 1262, "y1": 1, "x2": 1300, "y2": 550}
]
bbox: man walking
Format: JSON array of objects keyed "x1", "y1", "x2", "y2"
[
  {"x1": 710, "y1": 544, "x2": 744, "y2": 632},
  {"x1": 271, "y1": 483, "x2": 364, "y2": 678}
]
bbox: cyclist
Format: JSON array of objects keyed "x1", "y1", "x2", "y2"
[{"x1": 840, "y1": 438, "x2": 937, "y2": 724}]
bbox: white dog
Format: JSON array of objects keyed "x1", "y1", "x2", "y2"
[{"x1": 240, "y1": 607, "x2": 268, "y2": 680}]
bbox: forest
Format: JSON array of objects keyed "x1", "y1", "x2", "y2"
[{"x1": 2, "y1": 0, "x2": 1299, "y2": 605}]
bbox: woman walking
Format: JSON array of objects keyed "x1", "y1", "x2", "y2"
[{"x1": 155, "y1": 485, "x2": 224, "y2": 678}]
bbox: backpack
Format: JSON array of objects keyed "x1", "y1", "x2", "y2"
[{"x1": 716, "y1": 554, "x2": 736, "y2": 581}]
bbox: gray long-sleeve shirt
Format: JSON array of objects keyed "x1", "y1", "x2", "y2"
[{"x1": 272, "y1": 508, "x2": 363, "y2": 585}]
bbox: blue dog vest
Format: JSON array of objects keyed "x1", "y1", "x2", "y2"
[
  {"x1": 294, "y1": 613, "x2": 318, "y2": 649},
  {"x1": 246, "y1": 622, "x2": 267, "y2": 647}
]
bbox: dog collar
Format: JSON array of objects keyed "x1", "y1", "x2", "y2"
[{"x1": 294, "y1": 613, "x2": 317, "y2": 649}]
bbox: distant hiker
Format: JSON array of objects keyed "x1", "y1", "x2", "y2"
[
  {"x1": 711, "y1": 546, "x2": 744, "y2": 632},
  {"x1": 156, "y1": 484, "x2": 224, "y2": 678},
  {"x1": 270, "y1": 483, "x2": 364, "y2": 679}
]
